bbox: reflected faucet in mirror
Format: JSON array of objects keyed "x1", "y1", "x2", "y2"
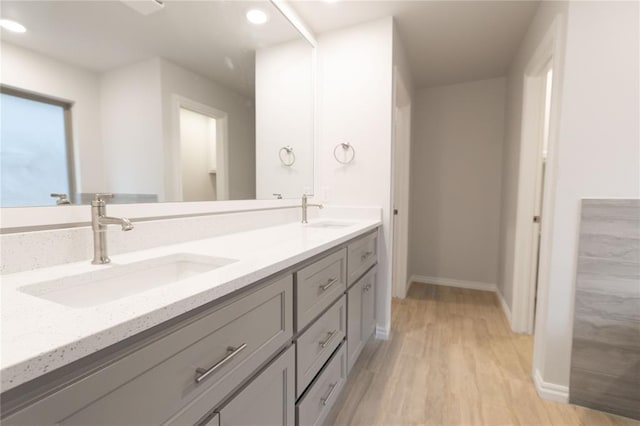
[
  {"x1": 50, "y1": 193, "x2": 71, "y2": 205},
  {"x1": 301, "y1": 194, "x2": 323, "y2": 224},
  {"x1": 91, "y1": 193, "x2": 134, "y2": 265}
]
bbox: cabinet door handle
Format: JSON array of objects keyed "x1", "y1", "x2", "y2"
[
  {"x1": 319, "y1": 329, "x2": 338, "y2": 348},
  {"x1": 320, "y1": 278, "x2": 338, "y2": 292},
  {"x1": 321, "y1": 382, "x2": 338, "y2": 406},
  {"x1": 361, "y1": 251, "x2": 373, "y2": 261},
  {"x1": 195, "y1": 343, "x2": 247, "y2": 384},
  {"x1": 363, "y1": 284, "x2": 372, "y2": 292}
]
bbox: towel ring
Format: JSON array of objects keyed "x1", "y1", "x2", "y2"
[
  {"x1": 333, "y1": 142, "x2": 355, "y2": 165},
  {"x1": 279, "y1": 145, "x2": 296, "y2": 167}
]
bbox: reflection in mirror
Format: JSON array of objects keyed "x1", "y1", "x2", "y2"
[{"x1": 0, "y1": 0, "x2": 314, "y2": 207}]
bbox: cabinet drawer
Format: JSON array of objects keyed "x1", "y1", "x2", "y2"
[
  {"x1": 5, "y1": 275, "x2": 293, "y2": 426},
  {"x1": 296, "y1": 295, "x2": 346, "y2": 397},
  {"x1": 296, "y1": 249, "x2": 347, "y2": 331},
  {"x1": 217, "y1": 346, "x2": 295, "y2": 426},
  {"x1": 347, "y1": 232, "x2": 377, "y2": 286},
  {"x1": 296, "y1": 343, "x2": 347, "y2": 426}
]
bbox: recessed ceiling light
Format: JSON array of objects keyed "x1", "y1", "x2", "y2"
[
  {"x1": 246, "y1": 9, "x2": 268, "y2": 25},
  {"x1": 0, "y1": 19, "x2": 27, "y2": 33}
]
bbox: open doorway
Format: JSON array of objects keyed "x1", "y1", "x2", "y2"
[
  {"x1": 391, "y1": 68, "x2": 412, "y2": 299},
  {"x1": 179, "y1": 108, "x2": 219, "y2": 202},
  {"x1": 169, "y1": 95, "x2": 229, "y2": 202}
]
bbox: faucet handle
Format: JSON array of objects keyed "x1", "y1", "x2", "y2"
[{"x1": 92, "y1": 193, "x2": 114, "y2": 206}]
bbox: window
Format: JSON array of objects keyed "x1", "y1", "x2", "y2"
[{"x1": 0, "y1": 86, "x2": 74, "y2": 207}]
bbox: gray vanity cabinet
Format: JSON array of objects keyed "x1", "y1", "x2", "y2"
[
  {"x1": 2, "y1": 228, "x2": 380, "y2": 426},
  {"x1": 216, "y1": 346, "x2": 295, "y2": 426},
  {"x1": 2, "y1": 274, "x2": 293, "y2": 426},
  {"x1": 346, "y1": 266, "x2": 376, "y2": 371}
]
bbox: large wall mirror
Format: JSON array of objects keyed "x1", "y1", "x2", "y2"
[{"x1": 0, "y1": 0, "x2": 314, "y2": 208}]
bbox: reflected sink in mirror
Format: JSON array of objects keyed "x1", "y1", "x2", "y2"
[
  {"x1": 19, "y1": 253, "x2": 237, "y2": 308},
  {"x1": 305, "y1": 221, "x2": 356, "y2": 229}
]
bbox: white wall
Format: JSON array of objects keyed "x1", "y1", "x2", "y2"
[
  {"x1": 499, "y1": 0, "x2": 639, "y2": 393},
  {"x1": 498, "y1": 1, "x2": 569, "y2": 310},
  {"x1": 160, "y1": 59, "x2": 255, "y2": 201},
  {"x1": 256, "y1": 39, "x2": 314, "y2": 199},
  {"x1": 0, "y1": 43, "x2": 104, "y2": 194},
  {"x1": 535, "y1": 0, "x2": 640, "y2": 389},
  {"x1": 100, "y1": 58, "x2": 164, "y2": 198},
  {"x1": 316, "y1": 17, "x2": 394, "y2": 336},
  {"x1": 410, "y1": 78, "x2": 506, "y2": 286}
]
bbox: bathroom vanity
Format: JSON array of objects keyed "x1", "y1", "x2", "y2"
[{"x1": 0, "y1": 220, "x2": 379, "y2": 425}]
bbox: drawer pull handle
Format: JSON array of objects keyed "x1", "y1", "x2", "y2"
[
  {"x1": 321, "y1": 382, "x2": 338, "y2": 406},
  {"x1": 195, "y1": 343, "x2": 247, "y2": 384},
  {"x1": 320, "y1": 278, "x2": 338, "y2": 292},
  {"x1": 361, "y1": 251, "x2": 373, "y2": 261},
  {"x1": 319, "y1": 329, "x2": 338, "y2": 349}
]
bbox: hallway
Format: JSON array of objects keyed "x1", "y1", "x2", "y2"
[{"x1": 327, "y1": 284, "x2": 639, "y2": 426}]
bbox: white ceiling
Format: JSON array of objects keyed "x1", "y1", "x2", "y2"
[
  {"x1": 0, "y1": 0, "x2": 304, "y2": 96},
  {"x1": 1, "y1": 1, "x2": 540, "y2": 94},
  {"x1": 290, "y1": 0, "x2": 540, "y2": 89}
]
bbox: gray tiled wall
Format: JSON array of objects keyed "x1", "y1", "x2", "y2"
[{"x1": 570, "y1": 199, "x2": 640, "y2": 420}]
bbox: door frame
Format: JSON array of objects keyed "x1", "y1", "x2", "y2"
[
  {"x1": 391, "y1": 67, "x2": 412, "y2": 299},
  {"x1": 511, "y1": 16, "x2": 564, "y2": 340},
  {"x1": 169, "y1": 95, "x2": 229, "y2": 201}
]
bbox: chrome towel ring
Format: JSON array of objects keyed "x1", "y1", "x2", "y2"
[
  {"x1": 279, "y1": 145, "x2": 296, "y2": 166},
  {"x1": 333, "y1": 142, "x2": 355, "y2": 164}
]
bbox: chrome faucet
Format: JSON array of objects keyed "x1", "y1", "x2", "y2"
[
  {"x1": 301, "y1": 194, "x2": 323, "y2": 224},
  {"x1": 91, "y1": 193, "x2": 133, "y2": 265}
]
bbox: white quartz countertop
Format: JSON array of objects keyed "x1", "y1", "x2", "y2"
[{"x1": 1, "y1": 218, "x2": 380, "y2": 392}]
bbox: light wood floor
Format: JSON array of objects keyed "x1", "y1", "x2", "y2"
[{"x1": 326, "y1": 283, "x2": 640, "y2": 426}]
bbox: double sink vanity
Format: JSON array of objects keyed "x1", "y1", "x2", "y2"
[
  {"x1": 1, "y1": 1, "x2": 380, "y2": 424},
  {"x1": 1, "y1": 217, "x2": 380, "y2": 425}
]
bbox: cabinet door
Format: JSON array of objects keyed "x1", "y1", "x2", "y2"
[
  {"x1": 347, "y1": 279, "x2": 364, "y2": 372},
  {"x1": 218, "y1": 346, "x2": 295, "y2": 426},
  {"x1": 362, "y1": 268, "x2": 376, "y2": 342}
]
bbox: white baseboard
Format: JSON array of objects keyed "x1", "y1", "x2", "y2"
[
  {"x1": 410, "y1": 275, "x2": 497, "y2": 292},
  {"x1": 534, "y1": 369, "x2": 569, "y2": 403},
  {"x1": 375, "y1": 325, "x2": 390, "y2": 340},
  {"x1": 496, "y1": 289, "x2": 512, "y2": 325}
]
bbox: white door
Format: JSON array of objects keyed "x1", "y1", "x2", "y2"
[
  {"x1": 528, "y1": 63, "x2": 554, "y2": 330},
  {"x1": 392, "y1": 71, "x2": 411, "y2": 299}
]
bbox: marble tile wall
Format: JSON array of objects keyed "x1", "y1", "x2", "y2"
[{"x1": 569, "y1": 199, "x2": 640, "y2": 419}]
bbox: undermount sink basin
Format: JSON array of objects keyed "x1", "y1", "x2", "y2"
[
  {"x1": 305, "y1": 221, "x2": 356, "y2": 229},
  {"x1": 19, "y1": 253, "x2": 237, "y2": 308}
]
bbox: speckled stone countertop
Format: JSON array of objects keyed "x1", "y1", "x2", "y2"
[{"x1": 1, "y1": 218, "x2": 380, "y2": 392}]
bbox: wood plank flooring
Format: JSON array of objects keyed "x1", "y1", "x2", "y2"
[{"x1": 326, "y1": 283, "x2": 640, "y2": 426}]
